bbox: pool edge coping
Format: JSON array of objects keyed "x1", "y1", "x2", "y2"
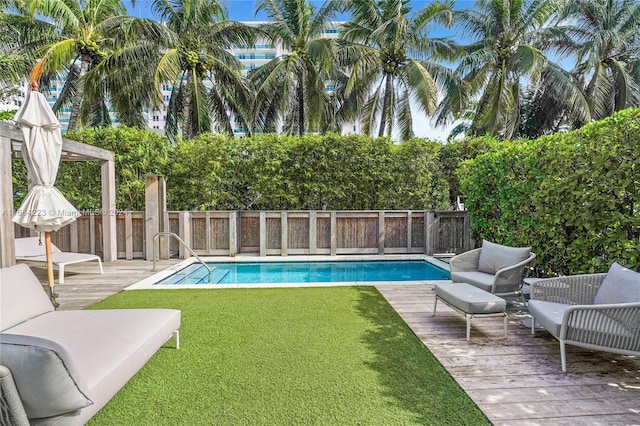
[{"x1": 125, "y1": 255, "x2": 452, "y2": 290}]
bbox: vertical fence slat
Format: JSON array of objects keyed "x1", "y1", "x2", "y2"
[
  {"x1": 463, "y1": 213, "x2": 471, "y2": 252},
  {"x1": 70, "y1": 220, "x2": 78, "y2": 253},
  {"x1": 425, "y1": 211, "x2": 435, "y2": 256},
  {"x1": 309, "y1": 212, "x2": 317, "y2": 254},
  {"x1": 125, "y1": 212, "x2": 133, "y2": 260},
  {"x1": 406, "y1": 211, "x2": 412, "y2": 251},
  {"x1": 180, "y1": 211, "x2": 190, "y2": 258},
  {"x1": 89, "y1": 214, "x2": 96, "y2": 255},
  {"x1": 281, "y1": 211, "x2": 288, "y2": 256},
  {"x1": 229, "y1": 211, "x2": 237, "y2": 256},
  {"x1": 205, "y1": 211, "x2": 211, "y2": 255},
  {"x1": 259, "y1": 211, "x2": 267, "y2": 256},
  {"x1": 378, "y1": 211, "x2": 385, "y2": 255},
  {"x1": 330, "y1": 211, "x2": 337, "y2": 256}
]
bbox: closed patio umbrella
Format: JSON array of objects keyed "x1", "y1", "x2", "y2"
[{"x1": 12, "y1": 82, "x2": 79, "y2": 307}]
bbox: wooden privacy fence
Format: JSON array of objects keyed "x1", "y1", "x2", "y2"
[{"x1": 14, "y1": 210, "x2": 471, "y2": 260}]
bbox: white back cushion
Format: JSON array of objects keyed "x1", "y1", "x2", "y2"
[
  {"x1": 0, "y1": 263, "x2": 54, "y2": 331},
  {"x1": 477, "y1": 240, "x2": 531, "y2": 275},
  {"x1": 594, "y1": 262, "x2": 640, "y2": 304}
]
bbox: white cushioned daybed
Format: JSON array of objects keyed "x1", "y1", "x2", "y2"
[{"x1": 0, "y1": 264, "x2": 181, "y2": 425}]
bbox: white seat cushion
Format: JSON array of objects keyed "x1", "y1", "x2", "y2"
[
  {"x1": 450, "y1": 271, "x2": 495, "y2": 292},
  {"x1": 435, "y1": 282, "x2": 506, "y2": 314}
]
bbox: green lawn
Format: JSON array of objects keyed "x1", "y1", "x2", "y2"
[{"x1": 87, "y1": 287, "x2": 489, "y2": 425}]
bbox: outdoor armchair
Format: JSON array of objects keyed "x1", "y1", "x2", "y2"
[
  {"x1": 449, "y1": 239, "x2": 536, "y2": 297},
  {"x1": 529, "y1": 263, "x2": 640, "y2": 372}
]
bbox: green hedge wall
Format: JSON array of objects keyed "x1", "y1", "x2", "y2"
[
  {"x1": 13, "y1": 127, "x2": 171, "y2": 210},
  {"x1": 167, "y1": 133, "x2": 449, "y2": 211},
  {"x1": 458, "y1": 108, "x2": 640, "y2": 275},
  {"x1": 16, "y1": 129, "x2": 450, "y2": 211},
  {"x1": 439, "y1": 136, "x2": 502, "y2": 207}
]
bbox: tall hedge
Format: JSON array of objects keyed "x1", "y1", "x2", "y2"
[
  {"x1": 167, "y1": 133, "x2": 450, "y2": 211},
  {"x1": 458, "y1": 108, "x2": 640, "y2": 275},
  {"x1": 15, "y1": 129, "x2": 448, "y2": 212},
  {"x1": 18, "y1": 127, "x2": 172, "y2": 210},
  {"x1": 439, "y1": 136, "x2": 502, "y2": 207}
]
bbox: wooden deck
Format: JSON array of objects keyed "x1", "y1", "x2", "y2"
[
  {"x1": 377, "y1": 284, "x2": 640, "y2": 425},
  {"x1": 28, "y1": 261, "x2": 640, "y2": 424},
  {"x1": 28, "y1": 259, "x2": 181, "y2": 310}
]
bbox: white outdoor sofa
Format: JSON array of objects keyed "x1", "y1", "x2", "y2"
[
  {"x1": 0, "y1": 264, "x2": 181, "y2": 425},
  {"x1": 529, "y1": 262, "x2": 640, "y2": 372},
  {"x1": 15, "y1": 237, "x2": 103, "y2": 284}
]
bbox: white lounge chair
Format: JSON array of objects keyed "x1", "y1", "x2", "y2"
[
  {"x1": 449, "y1": 239, "x2": 536, "y2": 297},
  {"x1": 14, "y1": 237, "x2": 103, "y2": 284},
  {"x1": 529, "y1": 262, "x2": 640, "y2": 372}
]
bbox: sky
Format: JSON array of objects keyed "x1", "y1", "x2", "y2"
[{"x1": 129, "y1": 0, "x2": 474, "y2": 34}]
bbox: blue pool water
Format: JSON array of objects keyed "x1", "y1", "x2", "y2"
[{"x1": 156, "y1": 260, "x2": 450, "y2": 285}]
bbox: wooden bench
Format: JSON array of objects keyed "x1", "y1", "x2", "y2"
[{"x1": 434, "y1": 282, "x2": 507, "y2": 341}]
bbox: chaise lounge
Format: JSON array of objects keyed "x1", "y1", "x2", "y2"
[
  {"x1": 15, "y1": 237, "x2": 103, "y2": 284},
  {"x1": 529, "y1": 262, "x2": 640, "y2": 372},
  {"x1": 0, "y1": 264, "x2": 181, "y2": 425}
]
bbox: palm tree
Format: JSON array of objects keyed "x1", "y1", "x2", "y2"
[
  {"x1": 0, "y1": 0, "x2": 53, "y2": 88},
  {"x1": 338, "y1": 0, "x2": 455, "y2": 141},
  {"x1": 151, "y1": 0, "x2": 255, "y2": 141},
  {"x1": 555, "y1": 0, "x2": 640, "y2": 122},
  {"x1": 248, "y1": 0, "x2": 340, "y2": 137},
  {"x1": 436, "y1": 0, "x2": 588, "y2": 140},
  {"x1": 17, "y1": 0, "x2": 170, "y2": 131}
]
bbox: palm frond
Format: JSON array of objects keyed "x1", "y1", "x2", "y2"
[{"x1": 403, "y1": 58, "x2": 437, "y2": 115}]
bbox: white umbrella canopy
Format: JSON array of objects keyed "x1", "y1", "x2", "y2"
[
  {"x1": 12, "y1": 88, "x2": 78, "y2": 231},
  {"x1": 12, "y1": 83, "x2": 79, "y2": 306}
]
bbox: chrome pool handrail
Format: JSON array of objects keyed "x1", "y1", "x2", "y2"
[{"x1": 152, "y1": 232, "x2": 212, "y2": 278}]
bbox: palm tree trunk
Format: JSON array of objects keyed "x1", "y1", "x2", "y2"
[
  {"x1": 297, "y1": 77, "x2": 305, "y2": 137},
  {"x1": 378, "y1": 72, "x2": 393, "y2": 137},
  {"x1": 67, "y1": 55, "x2": 90, "y2": 132},
  {"x1": 183, "y1": 71, "x2": 194, "y2": 140}
]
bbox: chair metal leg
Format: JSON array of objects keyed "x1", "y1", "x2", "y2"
[
  {"x1": 466, "y1": 314, "x2": 471, "y2": 341},
  {"x1": 433, "y1": 297, "x2": 438, "y2": 316},
  {"x1": 503, "y1": 314, "x2": 508, "y2": 338},
  {"x1": 560, "y1": 340, "x2": 567, "y2": 372}
]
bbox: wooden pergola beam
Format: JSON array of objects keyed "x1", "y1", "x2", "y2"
[{"x1": 0, "y1": 123, "x2": 117, "y2": 267}]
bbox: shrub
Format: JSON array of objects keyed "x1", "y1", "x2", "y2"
[
  {"x1": 167, "y1": 134, "x2": 449, "y2": 211},
  {"x1": 458, "y1": 108, "x2": 640, "y2": 275},
  {"x1": 439, "y1": 136, "x2": 501, "y2": 208},
  {"x1": 57, "y1": 127, "x2": 171, "y2": 210}
]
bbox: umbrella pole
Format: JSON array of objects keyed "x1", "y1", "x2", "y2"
[{"x1": 44, "y1": 232, "x2": 59, "y2": 308}]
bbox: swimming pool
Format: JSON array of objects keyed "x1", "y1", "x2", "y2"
[{"x1": 152, "y1": 259, "x2": 450, "y2": 286}]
